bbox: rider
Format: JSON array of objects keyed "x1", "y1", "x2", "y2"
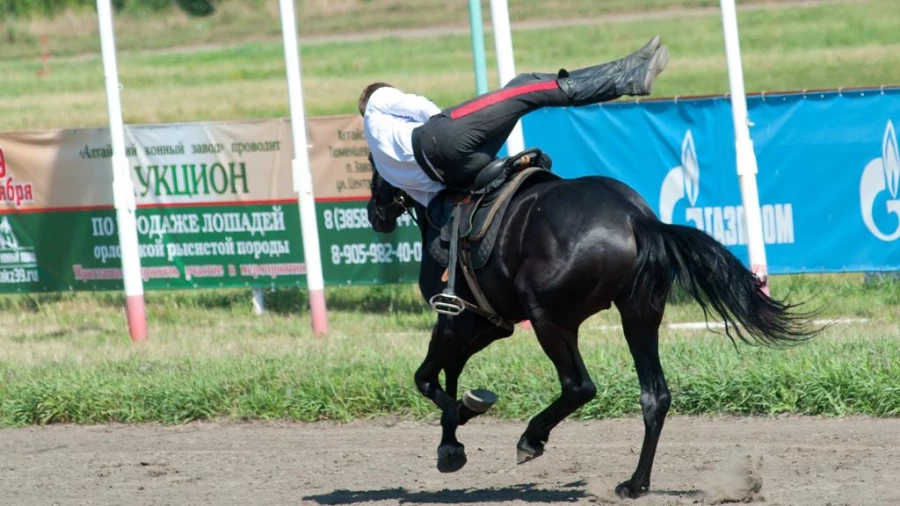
[{"x1": 360, "y1": 36, "x2": 669, "y2": 206}]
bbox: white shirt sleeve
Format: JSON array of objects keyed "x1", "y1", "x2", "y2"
[{"x1": 367, "y1": 87, "x2": 441, "y2": 123}]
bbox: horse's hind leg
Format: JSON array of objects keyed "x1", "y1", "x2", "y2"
[
  {"x1": 614, "y1": 301, "x2": 670, "y2": 499},
  {"x1": 517, "y1": 308, "x2": 596, "y2": 464}
]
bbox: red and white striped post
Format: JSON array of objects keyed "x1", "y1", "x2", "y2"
[
  {"x1": 96, "y1": 0, "x2": 148, "y2": 341},
  {"x1": 719, "y1": 0, "x2": 770, "y2": 294},
  {"x1": 278, "y1": 0, "x2": 328, "y2": 335}
]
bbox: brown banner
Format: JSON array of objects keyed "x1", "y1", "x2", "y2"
[
  {"x1": 307, "y1": 115, "x2": 372, "y2": 201},
  {"x1": 0, "y1": 115, "x2": 373, "y2": 211}
]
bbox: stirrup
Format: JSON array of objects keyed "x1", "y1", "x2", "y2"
[
  {"x1": 431, "y1": 205, "x2": 465, "y2": 316},
  {"x1": 429, "y1": 291, "x2": 465, "y2": 315}
]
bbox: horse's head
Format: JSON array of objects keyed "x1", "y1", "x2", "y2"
[{"x1": 367, "y1": 156, "x2": 412, "y2": 234}]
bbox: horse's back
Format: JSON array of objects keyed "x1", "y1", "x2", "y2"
[
  {"x1": 486, "y1": 175, "x2": 653, "y2": 324},
  {"x1": 509, "y1": 175, "x2": 657, "y2": 240},
  {"x1": 554, "y1": 175, "x2": 656, "y2": 219}
]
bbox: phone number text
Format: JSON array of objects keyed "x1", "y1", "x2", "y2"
[
  {"x1": 329, "y1": 242, "x2": 422, "y2": 265},
  {"x1": 322, "y1": 207, "x2": 414, "y2": 231}
]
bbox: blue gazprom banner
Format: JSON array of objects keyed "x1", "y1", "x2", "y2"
[{"x1": 521, "y1": 88, "x2": 900, "y2": 274}]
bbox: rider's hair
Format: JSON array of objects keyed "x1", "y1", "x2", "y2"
[{"x1": 358, "y1": 82, "x2": 393, "y2": 116}]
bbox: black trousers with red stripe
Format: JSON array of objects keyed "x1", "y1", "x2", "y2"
[{"x1": 412, "y1": 73, "x2": 569, "y2": 188}]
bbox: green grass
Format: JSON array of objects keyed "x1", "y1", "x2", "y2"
[
  {"x1": 2, "y1": 319, "x2": 899, "y2": 427},
  {"x1": 2, "y1": 0, "x2": 898, "y2": 131},
  {"x1": 0, "y1": 274, "x2": 898, "y2": 427},
  {"x1": 0, "y1": 0, "x2": 821, "y2": 60}
]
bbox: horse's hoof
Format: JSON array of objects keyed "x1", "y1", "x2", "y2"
[
  {"x1": 615, "y1": 480, "x2": 648, "y2": 499},
  {"x1": 516, "y1": 438, "x2": 545, "y2": 465},
  {"x1": 437, "y1": 444, "x2": 467, "y2": 473},
  {"x1": 462, "y1": 389, "x2": 498, "y2": 413},
  {"x1": 516, "y1": 447, "x2": 538, "y2": 464}
]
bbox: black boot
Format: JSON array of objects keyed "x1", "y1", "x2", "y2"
[
  {"x1": 558, "y1": 45, "x2": 669, "y2": 105},
  {"x1": 559, "y1": 35, "x2": 661, "y2": 80},
  {"x1": 506, "y1": 36, "x2": 660, "y2": 89}
]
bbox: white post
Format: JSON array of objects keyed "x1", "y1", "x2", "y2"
[
  {"x1": 251, "y1": 288, "x2": 265, "y2": 315},
  {"x1": 278, "y1": 0, "x2": 328, "y2": 335},
  {"x1": 489, "y1": 0, "x2": 532, "y2": 332},
  {"x1": 489, "y1": 0, "x2": 525, "y2": 155},
  {"x1": 96, "y1": 0, "x2": 148, "y2": 341},
  {"x1": 719, "y1": 0, "x2": 769, "y2": 293}
]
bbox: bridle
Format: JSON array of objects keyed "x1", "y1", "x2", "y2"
[{"x1": 369, "y1": 170, "x2": 419, "y2": 227}]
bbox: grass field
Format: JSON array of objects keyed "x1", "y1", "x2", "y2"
[
  {"x1": 1, "y1": 274, "x2": 898, "y2": 427},
  {"x1": 0, "y1": 0, "x2": 844, "y2": 59},
  {"x1": 1, "y1": 0, "x2": 898, "y2": 130},
  {"x1": 1, "y1": 0, "x2": 899, "y2": 426}
]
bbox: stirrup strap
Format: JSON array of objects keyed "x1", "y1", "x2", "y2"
[
  {"x1": 429, "y1": 206, "x2": 464, "y2": 314},
  {"x1": 427, "y1": 205, "x2": 515, "y2": 331}
]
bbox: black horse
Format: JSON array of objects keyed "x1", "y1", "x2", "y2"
[{"x1": 366, "y1": 164, "x2": 816, "y2": 499}]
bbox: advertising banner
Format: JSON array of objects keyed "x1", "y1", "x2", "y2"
[
  {"x1": 521, "y1": 88, "x2": 900, "y2": 273},
  {"x1": 0, "y1": 117, "x2": 421, "y2": 293},
  {"x1": 2, "y1": 87, "x2": 897, "y2": 295}
]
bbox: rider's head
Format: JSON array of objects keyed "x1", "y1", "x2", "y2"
[{"x1": 358, "y1": 82, "x2": 393, "y2": 116}]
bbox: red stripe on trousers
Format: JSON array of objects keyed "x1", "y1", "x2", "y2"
[{"x1": 449, "y1": 80, "x2": 560, "y2": 119}]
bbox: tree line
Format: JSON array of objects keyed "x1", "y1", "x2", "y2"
[{"x1": 1, "y1": 0, "x2": 215, "y2": 17}]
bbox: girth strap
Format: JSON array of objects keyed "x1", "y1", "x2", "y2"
[{"x1": 460, "y1": 247, "x2": 515, "y2": 331}]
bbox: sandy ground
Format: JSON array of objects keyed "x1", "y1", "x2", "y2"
[{"x1": 2, "y1": 415, "x2": 898, "y2": 506}]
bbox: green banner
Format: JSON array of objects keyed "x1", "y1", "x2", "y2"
[
  {"x1": 316, "y1": 200, "x2": 421, "y2": 286},
  {"x1": 0, "y1": 116, "x2": 427, "y2": 293},
  {"x1": 0, "y1": 200, "x2": 422, "y2": 293}
]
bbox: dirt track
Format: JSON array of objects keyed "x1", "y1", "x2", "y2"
[{"x1": 2, "y1": 416, "x2": 898, "y2": 506}]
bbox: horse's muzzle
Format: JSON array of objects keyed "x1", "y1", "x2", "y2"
[{"x1": 367, "y1": 198, "x2": 398, "y2": 234}]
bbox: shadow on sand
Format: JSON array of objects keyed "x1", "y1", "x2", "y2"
[{"x1": 303, "y1": 481, "x2": 704, "y2": 504}]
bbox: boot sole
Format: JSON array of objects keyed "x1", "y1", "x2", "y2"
[
  {"x1": 621, "y1": 35, "x2": 662, "y2": 74},
  {"x1": 462, "y1": 389, "x2": 498, "y2": 413},
  {"x1": 643, "y1": 45, "x2": 669, "y2": 94}
]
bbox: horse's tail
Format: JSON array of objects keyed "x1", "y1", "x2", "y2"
[{"x1": 628, "y1": 215, "x2": 819, "y2": 347}]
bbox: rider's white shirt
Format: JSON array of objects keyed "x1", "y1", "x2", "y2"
[{"x1": 363, "y1": 86, "x2": 445, "y2": 206}]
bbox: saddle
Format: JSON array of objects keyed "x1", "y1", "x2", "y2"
[{"x1": 426, "y1": 148, "x2": 560, "y2": 329}]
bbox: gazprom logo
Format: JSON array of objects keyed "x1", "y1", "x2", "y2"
[
  {"x1": 659, "y1": 130, "x2": 795, "y2": 246},
  {"x1": 859, "y1": 120, "x2": 900, "y2": 241}
]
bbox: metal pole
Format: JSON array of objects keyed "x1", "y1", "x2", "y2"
[
  {"x1": 252, "y1": 288, "x2": 265, "y2": 315},
  {"x1": 95, "y1": 0, "x2": 148, "y2": 341},
  {"x1": 719, "y1": 0, "x2": 769, "y2": 293},
  {"x1": 278, "y1": 0, "x2": 329, "y2": 335},
  {"x1": 489, "y1": 0, "x2": 525, "y2": 155},
  {"x1": 468, "y1": 0, "x2": 489, "y2": 95}
]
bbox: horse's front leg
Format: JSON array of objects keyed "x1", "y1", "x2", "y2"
[
  {"x1": 414, "y1": 318, "x2": 503, "y2": 473},
  {"x1": 413, "y1": 321, "x2": 469, "y2": 473},
  {"x1": 444, "y1": 352, "x2": 500, "y2": 427}
]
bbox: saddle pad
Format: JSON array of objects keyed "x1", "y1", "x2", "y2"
[{"x1": 426, "y1": 168, "x2": 560, "y2": 269}]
